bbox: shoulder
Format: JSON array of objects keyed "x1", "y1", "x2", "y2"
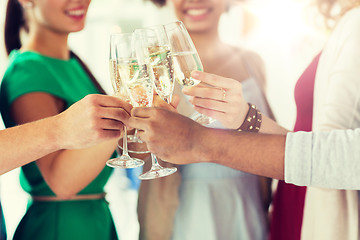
[
  {"x1": 231, "y1": 46, "x2": 266, "y2": 84},
  {"x1": 1, "y1": 51, "x2": 61, "y2": 106},
  {"x1": 322, "y1": 7, "x2": 360, "y2": 65},
  {"x1": 227, "y1": 46, "x2": 265, "y2": 72},
  {"x1": 331, "y1": 7, "x2": 360, "y2": 43},
  {"x1": 238, "y1": 47, "x2": 265, "y2": 67},
  {"x1": 338, "y1": 7, "x2": 360, "y2": 28},
  {"x1": 2, "y1": 52, "x2": 53, "y2": 89},
  {"x1": 8, "y1": 51, "x2": 50, "y2": 69},
  {"x1": 3, "y1": 51, "x2": 52, "y2": 82}
]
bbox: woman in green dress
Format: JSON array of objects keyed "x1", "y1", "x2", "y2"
[{"x1": 1, "y1": 0, "x2": 120, "y2": 239}]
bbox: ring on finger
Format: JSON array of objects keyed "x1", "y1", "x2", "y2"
[{"x1": 221, "y1": 88, "x2": 226, "y2": 101}]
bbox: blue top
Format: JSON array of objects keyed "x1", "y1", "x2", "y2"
[{"x1": 172, "y1": 76, "x2": 270, "y2": 240}]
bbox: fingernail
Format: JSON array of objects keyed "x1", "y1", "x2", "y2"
[
  {"x1": 182, "y1": 87, "x2": 190, "y2": 93},
  {"x1": 191, "y1": 71, "x2": 201, "y2": 78}
]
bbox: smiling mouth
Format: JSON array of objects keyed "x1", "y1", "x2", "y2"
[
  {"x1": 186, "y1": 8, "x2": 210, "y2": 17},
  {"x1": 65, "y1": 9, "x2": 86, "y2": 17}
]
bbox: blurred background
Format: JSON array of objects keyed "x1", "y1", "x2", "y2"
[{"x1": 0, "y1": 0, "x2": 327, "y2": 239}]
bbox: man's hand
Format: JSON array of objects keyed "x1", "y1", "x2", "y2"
[
  {"x1": 128, "y1": 107, "x2": 205, "y2": 164},
  {"x1": 56, "y1": 94, "x2": 132, "y2": 149},
  {"x1": 153, "y1": 94, "x2": 180, "y2": 112}
]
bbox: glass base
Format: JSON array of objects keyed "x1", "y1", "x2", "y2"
[
  {"x1": 118, "y1": 137, "x2": 150, "y2": 154},
  {"x1": 106, "y1": 156, "x2": 144, "y2": 169},
  {"x1": 191, "y1": 112, "x2": 216, "y2": 125},
  {"x1": 138, "y1": 166, "x2": 177, "y2": 180},
  {"x1": 127, "y1": 134, "x2": 142, "y2": 143}
]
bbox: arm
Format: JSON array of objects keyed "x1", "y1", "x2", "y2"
[
  {"x1": 129, "y1": 107, "x2": 287, "y2": 179},
  {"x1": 285, "y1": 129, "x2": 360, "y2": 190},
  {"x1": 9, "y1": 93, "x2": 132, "y2": 198},
  {"x1": 0, "y1": 94, "x2": 131, "y2": 175},
  {"x1": 131, "y1": 107, "x2": 360, "y2": 190}
]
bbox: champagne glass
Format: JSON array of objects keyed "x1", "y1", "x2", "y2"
[
  {"x1": 106, "y1": 33, "x2": 145, "y2": 169},
  {"x1": 141, "y1": 26, "x2": 175, "y2": 103},
  {"x1": 112, "y1": 29, "x2": 150, "y2": 155},
  {"x1": 165, "y1": 21, "x2": 216, "y2": 125},
  {"x1": 109, "y1": 28, "x2": 149, "y2": 155},
  {"x1": 134, "y1": 27, "x2": 177, "y2": 180}
]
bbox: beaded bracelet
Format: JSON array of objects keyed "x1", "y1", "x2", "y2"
[{"x1": 236, "y1": 103, "x2": 262, "y2": 133}]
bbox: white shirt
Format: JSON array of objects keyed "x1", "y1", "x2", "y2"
[
  {"x1": 301, "y1": 7, "x2": 360, "y2": 239},
  {"x1": 285, "y1": 129, "x2": 360, "y2": 189},
  {"x1": 285, "y1": 7, "x2": 360, "y2": 190}
]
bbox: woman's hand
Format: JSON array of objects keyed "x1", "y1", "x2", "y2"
[
  {"x1": 182, "y1": 71, "x2": 249, "y2": 129},
  {"x1": 57, "y1": 94, "x2": 133, "y2": 149}
]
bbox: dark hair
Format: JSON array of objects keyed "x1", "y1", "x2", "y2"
[
  {"x1": 4, "y1": 0, "x2": 105, "y2": 94},
  {"x1": 147, "y1": 0, "x2": 166, "y2": 7},
  {"x1": 4, "y1": 0, "x2": 27, "y2": 56}
]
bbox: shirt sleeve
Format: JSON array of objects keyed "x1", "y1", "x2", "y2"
[
  {"x1": 1, "y1": 58, "x2": 62, "y2": 106},
  {"x1": 285, "y1": 129, "x2": 360, "y2": 190}
]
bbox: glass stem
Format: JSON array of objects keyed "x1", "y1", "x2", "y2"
[
  {"x1": 148, "y1": 94, "x2": 172, "y2": 170},
  {"x1": 150, "y1": 153, "x2": 161, "y2": 169},
  {"x1": 122, "y1": 125, "x2": 130, "y2": 157},
  {"x1": 165, "y1": 95, "x2": 172, "y2": 104},
  {"x1": 133, "y1": 129, "x2": 142, "y2": 143}
]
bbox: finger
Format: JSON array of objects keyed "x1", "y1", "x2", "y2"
[
  {"x1": 98, "y1": 107, "x2": 131, "y2": 124},
  {"x1": 153, "y1": 95, "x2": 167, "y2": 107},
  {"x1": 183, "y1": 86, "x2": 226, "y2": 102},
  {"x1": 99, "y1": 118, "x2": 125, "y2": 131},
  {"x1": 92, "y1": 94, "x2": 133, "y2": 114},
  {"x1": 131, "y1": 107, "x2": 153, "y2": 118},
  {"x1": 193, "y1": 105, "x2": 226, "y2": 120},
  {"x1": 99, "y1": 129, "x2": 122, "y2": 140},
  {"x1": 170, "y1": 95, "x2": 180, "y2": 110},
  {"x1": 191, "y1": 71, "x2": 238, "y2": 89},
  {"x1": 128, "y1": 116, "x2": 149, "y2": 132},
  {"x1": 132, "y1": 128, "x2": 148, "y2": 143},
  {"x1": 189, "y1": 97, "x2": 228, "y2": 113},
  {"x1": 153, "y1": 95, "x2": 175, "y2": 111}
]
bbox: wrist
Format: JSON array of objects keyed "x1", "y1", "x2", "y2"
[
  {"x1": 236, "y1": 103, "x2": 262, "y2": 133},
  {"x1": 193, "y1": 126, "x2": 219, "y2": 164},
  {"x1": 50, "y1": 113, "x2": 67, "y2": 150},
  {"x1": 230, "y1": 102, "x2": 250, "y2": 130},
  {"x1": 187, "y1": 124, "x2": 208, "y2": 163}
]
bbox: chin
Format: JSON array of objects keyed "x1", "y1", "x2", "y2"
[
  {"x1": 184, "y1": 22, "x2": 213, "y2": 33},
  {"x1": 70, "y1": 25, "x2": 86, "y2": 33}
]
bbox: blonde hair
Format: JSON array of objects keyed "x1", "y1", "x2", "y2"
[{"x1": 316, "y1": 0, "x2": 360, "y2": 27}]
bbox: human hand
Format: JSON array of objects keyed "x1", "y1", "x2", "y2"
[
  {"x1": 182, "y1": 71, "x2": 249, "y2": 129},
  {"x1": 153, "y1": 94, "x2": 180, "y2": 112},
  {"x1": 56, "y1": 94, "x2": 132, "y2": 149},
  {"x1": 128, "y1": 107, "x2": 205, "y2": 164}
]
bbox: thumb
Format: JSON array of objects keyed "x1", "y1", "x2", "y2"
[{"x1": 170, "y1": 95, "x2": 180, "y2": 111}]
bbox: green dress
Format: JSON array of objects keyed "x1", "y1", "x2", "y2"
[{"x1": 0, "y1": 50, "x2": 118, "y2": 240}]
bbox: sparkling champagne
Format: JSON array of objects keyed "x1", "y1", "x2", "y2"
[
  {"x1": 172, "y1": 51, "x2": 203, "y2": 87},
  {"x1": 117, "y1": 58, "x2": 153, "y2": 107},
  {"x1": 109, "y1": 59, "x2": 131, "y2": 102},
  {"x1": 147, "y1": 46, "x2": 174, "y2": 102}
]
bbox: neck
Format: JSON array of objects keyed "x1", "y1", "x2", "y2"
[{"x1": 23, "y1": 26, "x2": 70, "y2": 60}]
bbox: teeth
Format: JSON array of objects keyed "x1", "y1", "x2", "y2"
[
  {"x1": 66, "y1": 9, "x2": 85, "y2": 16},
  {"x1": 187, "y1": 9, "x2": 208, "y2": 16}
]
